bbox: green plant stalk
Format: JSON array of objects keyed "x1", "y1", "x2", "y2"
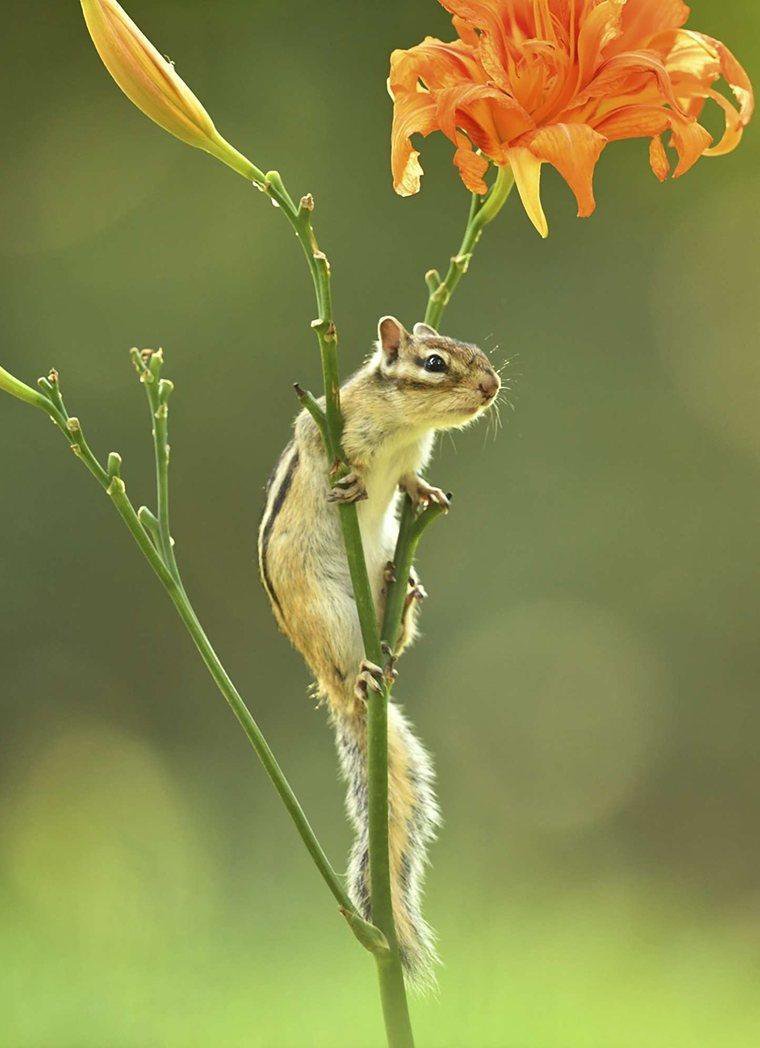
[
  {"x1": 261, "y1": 161, "x2": 509, "y2": 1045},
  {"x1": 3, "y1": 369, "x2": 388, "y2": 958},
  {"x1": 424, "y1": 165, "x2": 515, "y2": 330},
  {"x1": 381, "y1": 495, "x2": 448, "y2": 654},
  {"x1": 5, "y1": 148, "x2": 514, "y2": 1048},
  {"x1": 262, "y1": 172, "x2": 415, "y2": 1048}
]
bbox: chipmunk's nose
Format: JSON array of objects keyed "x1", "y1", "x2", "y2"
[{"x1": 479, "y1": 371, "x2": 500, "y2": 402}]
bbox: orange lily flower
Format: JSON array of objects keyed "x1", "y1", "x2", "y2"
[{"x1": 390, "y1": 0, "x2": 754, "y2": 236}]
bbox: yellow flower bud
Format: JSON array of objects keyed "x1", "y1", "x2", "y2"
[{"x1": 80, "y1": 0, "x2": 263, "y2": 182}]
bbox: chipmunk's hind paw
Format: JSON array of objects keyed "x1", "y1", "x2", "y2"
[{"x1": 353, "y1": 659, "x2": 397, "y2": 703}]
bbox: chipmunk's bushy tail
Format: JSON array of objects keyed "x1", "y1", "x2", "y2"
[{"x1": 332, "y1": 701, "x2": 440, "y2": 992}]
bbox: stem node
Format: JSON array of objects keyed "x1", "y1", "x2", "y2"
[{"x1": 340, "y1": 908, "x2": 391, "y2": 957}]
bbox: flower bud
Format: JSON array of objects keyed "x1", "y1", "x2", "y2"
[
  {"x1": 0, "y1": 365, "x2": 49, "y2": 411},
  {"x1": 80, "y1": 0, "x2": 263, "y2": 182}
]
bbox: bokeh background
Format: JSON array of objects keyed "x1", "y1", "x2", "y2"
[{"x1": 1, "y1": 2, "x2": 759, "y2": 1046}]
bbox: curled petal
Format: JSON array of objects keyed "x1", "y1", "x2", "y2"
[
  {"x1": 705, "y1": 34, "x2": 755, "y2": 126},
  {"x1": 439, "y1": 0, "x2": 518, "y2": 88},
  {"x1": 435, "y1": 82, "x2": 534, "y2": 160},
  {"x1": 669, "y1": 115, "x2": 712, "y2": 177},
  {"x1": 453, "y1": 134, "x2": 490, "y2": 193},
  {"x1": 451, "y1": 14, "x2": 479, "y2": 47},
  {"x1": 524, "y1": 123, "x2": 607, "y2": 217},
  {"x1": 389, "y1": 37, "x2": 483, "y2": 95},
  {"x1": 614, "y1": 0, "x2": 690, "y2": 52},
  {"x1": 594, "y1": 104, "x2": 669, "y2": 141},
  {"x1": 662, "y1": 28, "x2": 721, "y2": 84},
  {"x1": 698, "y1": 34, "x2": 755, "y2": 157},
  {"x1": 648, "y1": 135, "x2": 670, "y2": 180},
  {"x1": 702, "y1": 89, "x2": 745, "y2": 157},
  {"x1": 391, "y1": 91, "x2": 439, "y2": 196},
  {"x1": 506, "y1": 145, "x2": 548, "y2": 238},
  {"x1": 580, "y1": 50, "x2": 688, "y2": 117},
  {"x1": 575, "y1": 0, "x2": 626, "y2": 88}
]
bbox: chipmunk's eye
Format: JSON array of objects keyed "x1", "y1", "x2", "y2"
[{"x1": 423, "y1": 354, "x2": 447, "y2": 374}]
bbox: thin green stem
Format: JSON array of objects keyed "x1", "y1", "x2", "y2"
[
  {"x1": 132, "y1": 349, "x2": 182, "y2": 583},
  {"x1": 424, "y1": 165, "x2": 515, "y2": 330},
  {"x1": 261, "y1": 173, "x2": 415, "y2": 1047},
  {"x1": 2, "y1": 364, "x2": 391, "y2": 958},
  {"x1": 293, "y1": 384, "x2": 330, "y2": 449},
  {"x1": 104, "y1": 473, "x2": 359, "y2": 914},
  {"x1": 381, "y1": 496, "x2": 448, "y2": 656}
]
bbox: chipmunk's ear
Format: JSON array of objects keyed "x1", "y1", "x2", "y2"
[
  {"x1": 413, "y1": 322, "x2": 438, "y2": 338},
  {"x1": 378, "y1": 316, "x2": 410, "y2": 363}
]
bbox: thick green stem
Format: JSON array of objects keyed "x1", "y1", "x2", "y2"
[
  {"x1": 424, "y1": 165, "x2": 515, "y2": 330},
  {"x1": 263, "y1": 173, "x2": 415, "y2": 1047}
]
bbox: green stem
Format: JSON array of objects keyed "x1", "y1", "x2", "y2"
[
  {"x1": 424, "y1": 165, "x2": 515, "y2": 330},
  {"x1": 381, "y1": 496, "x2": 448, "y2": 655},
  {"x1": 3, "y1": 366, "x2": 390, "y2": 958},
  {"x1": 262, "y1": 173, "x2": 415, "y2": 1047},
  {"x1": 106, "y1": 473, "x2": 356, "y2": 912},
  {"x1": 132, "y1": 349, "x2": 182, "y2": 583},
  {"x1": 293, "y1": 384, "x2": 330, "y2": 449}
]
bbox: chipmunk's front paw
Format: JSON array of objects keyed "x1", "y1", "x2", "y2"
[
  {"x1": 401, "y1": 474, "x2": 450, "y2": 511},
  {"x1": 354, "y1": 660, "x2": 386, "y2": 703},
  {"x1": 328, "y1": 471, "x2": 368, "y2": 505}
]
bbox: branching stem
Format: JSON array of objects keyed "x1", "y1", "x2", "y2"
[
  {"x1": 424, "y1": 165, "x2": 515, "y2": 330},
  {"x1": 5, "y1": 364, "x2": 387, "y2": 962},
  {"x1": 1, "y1": 144, "x2": 515, "y2": 1048}
]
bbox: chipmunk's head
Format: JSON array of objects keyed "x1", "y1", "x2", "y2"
[{"x1": 376, "y1": 316, "x2": 500, "y2": 430}]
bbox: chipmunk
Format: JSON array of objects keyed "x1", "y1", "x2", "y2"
[{"x1": 258, "y1": 316, "x2": 500, "y2": 989}]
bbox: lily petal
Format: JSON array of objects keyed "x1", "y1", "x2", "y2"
[
  {"x1": 669, "y1": 114, "x2": 712, "y2": 177},
  {"x1": 705, "y1": 34, "x2": 755, "y2": 126},
  {"x1": 648, "y1": 134, "x2": 670, "y2": 181},
  {"x1": 390, "y1": 0, "x2": 753, "y2": 221},
  {"x1": 390, "y1": 90, "x2": 439, "y2": 196},
  {"x1": 593, "y1": 104, "x2": 669, "y2": 141},
  {"x1": 506, "y1": 145, "x2": 548, "y2": 238},
  {"x1": 702, "y1": 88, "x2": 745, "y2": 157},
  {"x1": 453, "y1": 133, "x2": 491, "y2": 193},
  {"x1": 524, "y1": 123, "x2": 607, "y2": 217},
  {"x1": 614, "y1": 0, "x2": 690, "y2": 52}
]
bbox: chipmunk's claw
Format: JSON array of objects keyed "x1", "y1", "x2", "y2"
[
  {"x1": 381, "y1": 642, "x2": 399, "y2": 681},
  {"x1": 328, "y1": 471, "x2": 368, "y2": 505},
  {"x1": 354, "y1": 660, "x2": 386, "y2": 702},
  {"x1": 418, "y1": 484, "x2": 450, "y2": 511},
  {"x1": 404, "y1": 580, "x2": 428, "y2": 611},
  {"x1": 401, "y1": 475, "x2": 451, "y2": 512},
  {"x1": 383, "y1": 561, "x2": 397, "y2": 585}
]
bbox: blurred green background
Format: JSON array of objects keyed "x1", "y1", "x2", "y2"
[{"x1": 1, "y1": 2, "x2": 759, "y2": 1046}]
